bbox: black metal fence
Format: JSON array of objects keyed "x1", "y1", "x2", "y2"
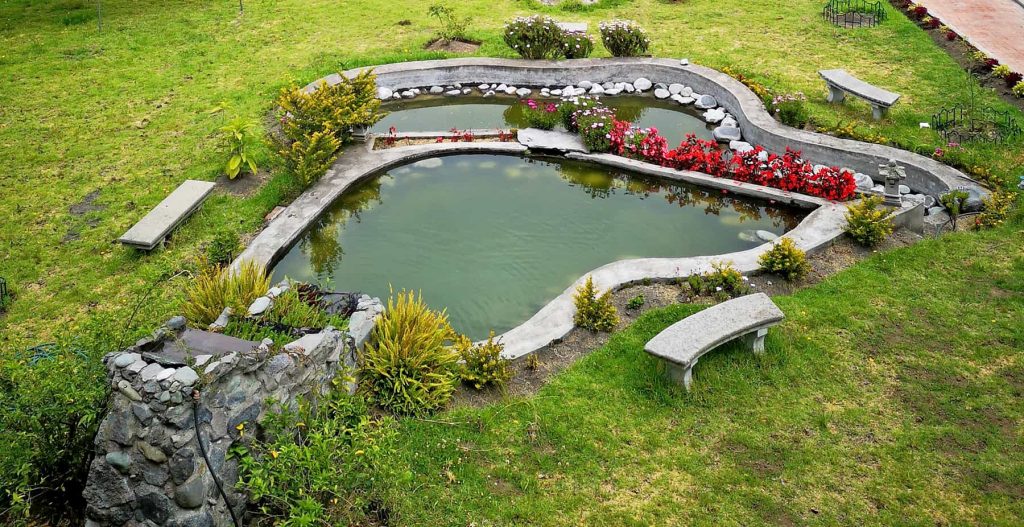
[
  {"x1": 823, "y1": 0, "x2": 887, "y2": 28},
  {"x1": 931, "y1": 104, "x2": 1023, "y2": 143}
]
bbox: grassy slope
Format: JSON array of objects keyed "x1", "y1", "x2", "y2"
[{"x1": 392, "y1": 220, "x2": 1024, "y2": 525}]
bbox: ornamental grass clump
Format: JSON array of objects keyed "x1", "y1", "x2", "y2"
[
  {"x1": 360, "y1": 290, "x2": 460, "y2": 415},
  {"x1": 503, "y1": 15, "x2": 564, "y2": 60},
  {"x1": 844, "y1": 195, "x2": 895, "y2": 246},
  {"x1": 561, "y1": 31, "x2": 595, "y2": 59},
  {"x1": 599, "y1": 20, "x2": 650, "y2": 57},
  {"x1": 455, "y1": 333, "x2": 513, "y2": 390},
  {"x1": 573, "y1": 276, "x2": 619, "y2": 332},
  {"x1": 183, "y1": 260, "x2": 271, "y2": 325},
  {"x1": 521, "y1": 99, "x2": 561, "y2": 130},
  {"x1": 758, "y1": 237, "x2": 811, "y2": 281}
]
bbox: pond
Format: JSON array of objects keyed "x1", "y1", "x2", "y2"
[
  {"x1": 272, "y1": 154, "x2": 803, "y2": 339},
  {"x1": 371, "y1": 95, "x2": 715, "y2": 146}
]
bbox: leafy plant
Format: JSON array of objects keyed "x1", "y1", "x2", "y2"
[
  {"x1": 207, "y1": 230, "x2": 240, "y2": 266},
  {"x1": 991, "y1": 64, "x2": 1012, "y2": 79},
  {"x1": 574, "y1": 106, "x2": 617, "y2": 152},
  {"x1": 524, "y1": 353, "x2": 541, "y2": 371},
  {"x1": 285, "y1": 127, "x2": 342, "y2": 187},
  {"x1": 220, "y1": 116, "x2": 260, "y2": 179},
  {"x1": 560, "y1": 31, "x2": 595, "y2": 59},
  {"x1": 626, "y1": 294, "x2": 645, "y2": 310},
  {"x1": 521, "y1": 99, "x2": 561, "y2": 130},
  {"x1": 688, "y1": 261, "x2": 749, "y2": 299},
  {"x1": 234, "y1": 384, "x2": 401, "y2": 526},
  {"x1": 182, "y1": 260, "x2": 271, "y2": 325},
  {"x1": 769, "y1": 92, "x2": 808, "y2": 128},
  {"x1": 360, "y1": 290, "x2": 459, "y2": 415},
  {"x1": 573, "y1": 276, "x2": 619, "y2": 332},
  {"x1": 277, "y1": 70, "x2": 384, "y2": 145},
  {"x1": 598, "y1": 20, "x2": 650, "y2": 57},
  {"x1": 427, "y1": 3, "x2": 470, "y2": 43},
  {"x1": 844, "y1": 195, "x2": 895, "y2": 246},
  {"x1": 1012, "y1": 81, "x2": 1024, "y2": 98},
  {"x1": 503, "y1": 15, "x2": 564, "y2": 60},
  {"x1": 455, "y1": 332, "x2": 512, "y2": 390},
  {"x1": 758, "y1": 237, "x2": 811, "y2": 281},
  {"x1": 973, "y1": 191, "x2": 1016, "y2": 229},
  {"x1": 940, "y1": 189, "x2": 970, "y2": 229},
  {"x1": 558, "y1": 95, "x2": 603, "y2": 132}
]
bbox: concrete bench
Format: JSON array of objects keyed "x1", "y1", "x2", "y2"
[
  {"x1": 644, "y1": 293, "x2": 784, "y2": 391},
  {"x1": 818, "y1": 69, "x2": 900, "y2": 120},
  {"x1": 118, "y1": 180, "x2": 216, "y2": 250}
]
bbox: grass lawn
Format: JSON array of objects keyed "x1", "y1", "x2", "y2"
[{"x1": 0, "y1": 0, "x2": 1022, "y2": 523}]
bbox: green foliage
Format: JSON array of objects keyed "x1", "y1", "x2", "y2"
[
  {"x1": 758, "y1": 237, "x2": 811, "y2": 281},
  {"x1": 560, "y1": 31, "x2": 595, "y2": 59},
  {"x1": 626, "y1": 294, "x2": 645, "y2": 310},
  {"x1": 770, "y1": 93, "x2": 809, "y2": 128},
  {"x1": 688, "y1": 261, "x2": 750, "y2": 299},
  {"x1": 285, "y1": 128, "x2": 342, "y2": 188},
  {"x1": 428, "y1": 3, "x2": 470, "y2": 42},
  {"x1": 277, "y1": 70, "x2": 384, "y2": 145},
  {"x1": 974, "y1": 191, "x2": 1017, "y2": 229},
  {"x1": 1013, "y1": 81, "x2": 1024, "y2": 98},
  {"x1": 206, "y1": 230, "x2": 240, "y2": 267},
  {"x1": 940, "y1": 189, "x2": 969, "y2": 217},
  {"x1": 573, "y1": 276, "x2": 619, "y2": 332},
  {"x1": 220, "y1": 116, "x2": 260, "y2": 179},
  {"x1": 182, "y1": 260, "x2": 271, "y2": 326},
  {"x1": 574, "y1": 106, "x2": 617, "y2": 152},
  {"x1": 456, "y1": 333, "x2": 513, "y2": 390},
  {"x1": 360, "y1": 290, "x2": 459, "y2": 415},
  {"x1": 844, "y1": 195, "x2": 895, "y2": 246},
  {"x1": 521, "y1": 100, "x2": 561, "y2": 130},
  {"x1": 558, "y1": 95, "x2": 603, "y2": 132},
  {"x1": 991, "y1": 64, "x2": 1012, "y2": 79},
  {"x1": 234, "y1": 384, "x2": 401, "y2": 526},
  {"x1": 222, "y1": 287, "x2": 348, "y2": 345},
  {"x1": 598, "y1": 20, "x2": 650, "y2": 57},
  {"x1": 503, "y1": 15, "x2": 564, "y2": 59}
]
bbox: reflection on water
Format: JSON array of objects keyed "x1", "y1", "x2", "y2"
[
  {"x1": 371, "y1": 95, "x2": 715, "y2": 146},
  {"x1": 273, "y1": 155, "x2": 803, "y2": 339}
]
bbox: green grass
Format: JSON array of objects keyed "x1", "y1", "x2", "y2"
[{"x1": 389, "y1": 218, "x2": 1024, "y2": 525}]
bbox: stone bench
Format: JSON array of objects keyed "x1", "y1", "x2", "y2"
[
  {"x1": 644, "y1": 293, "x2": 785, "y2": 391},
  {"x1": 818, "y1": 69, "x2": 900, "y2": 120},
  {"x1": 118, "y1": 180, "x2": 216, "y2": 250}
]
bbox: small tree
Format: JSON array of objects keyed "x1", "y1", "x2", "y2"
[{"x1": 573, "y1": 276, "x2": 619, "y2": 332}]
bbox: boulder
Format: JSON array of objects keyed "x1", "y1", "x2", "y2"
[
  {"x1": 634, "y1": 77, "x2": 653, "y2": 91},
  {"x1": 669, "y1": 83, "x2": 685, "y2": 94},
  {"x1": 729, "y1": 140, "x2": 754, "y2": 153},
  {"x1": 654, "y1": 88, "x2": 670, "y2": 99},
  {"x1": 695, "y1": 95, "x2": 718, "y2": 109},
  {"x1": 376, "y1": 87, "x2": 393, "y2": 100},
  {"x1": 713, "y1": 126, "x2": 742, "y2": 142}
]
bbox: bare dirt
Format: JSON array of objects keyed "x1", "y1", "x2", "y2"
[{"x1": 424, "y1": 39, "x2": 480, "y2": 53}]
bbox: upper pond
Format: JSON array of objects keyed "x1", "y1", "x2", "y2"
[
  {"x1": 371, "y1": 95, "x2": 715, "y2": 146},
  {"x1": 272, "y1": 154, "x2": 803, "y2": 339}
]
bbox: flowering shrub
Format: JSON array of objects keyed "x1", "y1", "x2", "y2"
[
  {"x1": 575, "y1": 106, "x2": 617, "y2": 152},
  {"x1": 945, "y1": 29, "x2": 958, "y2": 41},
  {"x1": 611, "y1": 124, "x2": 669, "y2": 161},
  {"x1": 1004, "y1": 72, "x2": 1023, "y2": 88},
  {"x1": 769, "y1": 92, "x2": 808, "y2": 128},
  {"x1": 561, "y1": 31, "x2": 595, "y2": 59},
  {"x1": 662, "y1": 134, "x2": 729, "y2": 177},
  {"x1": 599, "y1": 20, "x2": 650, "y2": 57},
  {"x1": 503, "y1": 15, "x2": 564, "y2": 59},
  {"x1": 521, "y1": 99, "x2": 561, "y2": 130},
  {"x1": 909, "y1": 4, "x2": 928, "y2": 20},
  {"x1": 730, "y1": 147, "x2": 856, "y2": 200},
  {"x1": 922, "y1": 16, "x2": 940, "y2": 29},
  {"x1": 558, "y1": 95, "x2": 603, "y2": 132}
]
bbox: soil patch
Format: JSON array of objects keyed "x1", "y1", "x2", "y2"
[
  {"x1": 424, "y1": 39, "x2": 480, "y2": 53},
  {"x1": 216, "y1": 169, "x2": 269, "y2": 197},
  {"x1": 451, "y1": 229, "x2": 920, "y2": 408}
]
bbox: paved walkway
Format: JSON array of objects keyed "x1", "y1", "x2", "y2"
[{"x1": 918, "y1": 0, "x2": 1024, "y2": 73}]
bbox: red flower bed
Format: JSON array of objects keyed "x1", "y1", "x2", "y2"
[{"x1": 661, "y1": 135, "x2": 729, "y2": 177}]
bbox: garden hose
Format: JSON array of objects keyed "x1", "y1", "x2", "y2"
[{"x1": 191, "y1": 390, "x2": 242, "y2": 527}]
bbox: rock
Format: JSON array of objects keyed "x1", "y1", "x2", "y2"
[
  {"x1": 756, "y1": 230, "x2": 779, "y2": 242},
  {"x1": 721, "y1": 116, "x2": 738, "y2": 128},
  {"x1": 703, "y1": 108, "x2": 727, "y2": 124},
  {"x1": 551, "y1": 89, "x2": 562, "y2": 96},
  {"x1": 604, "y1": 88, "x2": 622, "y2": 95},
  {"x1": 105, "y1": 451, "x2": 132, "y2": 474},
  {"x1": 899, "y1": 184, "x2": 911, "y2": 195},
  {"x1": 624, "y1": 83, "x2": 635, "y2": 93},
  {"x1": 155, "y1": 367, "x2": 176, "y2": 382},
  {"x1": 669, "y1": 83, "x2": 685, "y2": 95},
  {"x1": 247, "y1": 296, "x2": 271, "y2": 316},
  {"x1": 193, "y1": 354, "x2": 212, "y2": 367},
  {"x1": 695, "y1": 94, "x2": 718, "y2": 109},
  {"x1": 137, "y1": 491, "x2": 171, "y2": 525},
  {"x1": 927, "y1": 206, "x2": 945, "y2": 216},
  {"x1": 602, "y1": 82, "x2": 614, "y2": 90},
  {"x1": 516, "y1": 87, "x2": 532, "y2": 97},
  {"x1": 516, "y1": 128, "x2": 588, "y2": 153},
  {"x1": 444, "y1": 89, "x2": 461, "y2": 96},
  {"x1": 634, "y1": 77, "x2": 653, "y2": 91},
  {"x1": 478, "y1": 83, "x2": 489, "y2": 90},
  {"x1": 589, "y1": 84, "x2": 605, "y2": 95},
  {"x1": 680, "y1": 58, "x2": 690, "y2": 65},
  {"x1": 166, "y1": 511, "x2": 213, "y2": 527},
  {"x1": 136, "y1": 441, "x2": 167, "y2": 463},
  {"x1": 654, "y1": 82, "x2": 667, "y2": 91},
  {"x1": 139, "y1": 362, "x2": 164, "y2": 382},
  {"x1": 127, "y1": 360, "x2": 147, "y2": 374},
  {"x1": 871, "y1": 185, "x2": 884, "y2": 193},
  {"x1": 266, "y1": 354, "x2": 293, "y2": 375},
  {"x1": 854, "y1": 173, "x2": 874, "y2": 190},
  {"x1": 678, "y1": 96, "x2": 695, "y2": 105},
  {"x1": 376, "y1": 87, "x2": 393, "y2": 99},
  {"x1": 132, "y1": 403, "x2": 154, "y2": 424},
  {"x1": 504, "y1": 86, "x2": 518, "y2": 95},
  {"x1": 730, "y1": 140, "x2": 754, "y2": 153},
  {"x1": 578, "y1": 80, "x2": 593, "y2": 90},
  {"x1": 963, "y1": 188, "x2": 984, "y2": 212},
  {"x1": 166, "y1": 316, "x2": 186, "y2": 331},
  {"x1": 681, "y1": 86, "x2": 693, "y2": 96},
  {"x1": 170, "y1": 449, "x2": 196, "y2": 485},
  {"x1": 173, "y1": 367, "x2": 199, "y2": 387},
  {"x1": 425, "y1": 86, "x2": 442, "y2": 94},
  {"x1": 739, "y1": 231, "x2": 758, "y2": 242},
  {"x1": 114, "y1": 352, "x2": 141, "y2": 368},
  {"x1": 174, "y1": 476, "x2": 206, "y2": 509},
  {"x1": 713, "y1": 126, "x2": 742, "y2": 142},
  {"x1": 758, "y1": 150, "x2": 770, "y2": 162},
  {"x1": 116, "y1": 380, "x2": 143, "y2": 402},
  {"x1": 654, "y1": 88, "x2": 670, "y2": 99},
  {"x1": 923, "y1": 194, "x2": 937, "y2": 208}
]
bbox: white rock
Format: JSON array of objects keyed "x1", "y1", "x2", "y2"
[
  {"x1": 156, "y1": 368, "x2": 176, "y2": 382},
  {"x1": 669, "y1": 83, "x2": 685, "y2": 94},
  {"x1": 462, "y1": 88, "x2": 471, "y2": 94},
  {"x1": 634, "y1": 78, "x2": 653, "y2": 91},
  {"x1": 854, "y1": 173, "x2": 874, "y2": 189},
  {"x1": 678, "y1": 96, "x2": 695, "y2": 105},
  {"x1": 140, "y1": 362, "x2": 164, "y2": 382},
  {"x1": 654, "y1": 88, "x2": 671, "y2": 99},
  {"x1": 248, "y1": 296, "x2": 272, "y2": 316},
  {"x1": 114, "y1": 352, "x2": 141, "y2": 368},
  {"x1": 757, "y1": 150, "x2": 770, "y2": 162},
  {"x1": 401, "y1": 90, "x2": 415, "y2": 98},
  {"x1": 496, "y1": 84, "x2": 508, "y2": 92},
  {"x1": 551, "y1": 89, "x2": 562, "y2": 96},
  {"x1": 602, "y1": 82, "x2": 614, "y2": 90},
  {"x1": 267, "y1": 286, "x2": 283, "y2": 298},
  {"x1": 680, "y1": 58, "x2": 690, "y2": 65},
  {"x1": 756, "y1": 230, "x2": 779, "y2": 242},
  {"x1": 695, "y1": 94, "x2": 719, "y2": 109},
  {"x1": 505, "y1": 86, "x2": 518, "y2": 95},
  {"x1": 578, "y1": 80, "x2": 593, "y2": 90},
  {"x1": 444, "y1": 89, "x2": 461, "y2": 96},
  {"x1": 899, "y1": 184, "x2": 911, "y2": 195},
  {"x1": 872, "y1": 185, "x2": 884, "y2": 193},
  {"x1": 516, "y1": 87, "x2": 532, "y2": 97},
  {"x1": 721, "y1": 117, "x2": 738, "y2": 128},
  {"x1": 624, "y1": 83, "x2": 635, "y2": 93},
  {"x1": 376, "y1": 87, "x2": 393, "y2": 100},
  {"x1": 604, "y1": 88, "x2": 622, "y2": 95},
  {"x1": 173, "y1": 367, "x2": 199, "y2": 386},
  {"x1": 681, "y1": 86, "x2": 693, "y2": 96},
  {"x1": 713, "y1": 126, "x2": 742, "y2": 142},
  {"x1": 429, "y1": 86, "x2": 444, "y2": 94},
  {"x1": 589, "y1": 84, "x2": 605, "y2": 95},
  {"x1": 478, "y1": 84, "x2": 490, "y2": 90},
  {"x1": 730, "y1": 140, "x2": 754, "y2": 153},
  {"x1": 193, "y1": 354, "x2": 213, "y2": 367},
  {"x1": 483, "y1": 90, "x2": 495, "y2": 98},
  {"x1": 703, "y1": 108, "x2": 727, "y2": 124}
]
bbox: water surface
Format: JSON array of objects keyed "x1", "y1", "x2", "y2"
[{"x1": 273, "y1": 155, "x2": 802, "y2": 339}]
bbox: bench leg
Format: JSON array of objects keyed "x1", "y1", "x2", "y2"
[
  {"x1": 745, "y1": 328, "x2": 769, "y2": 355},
  {"x1": 826, "y1": 85, "x2": 846, "y2": 104},
  {"x1": 871, "y1": 105, "x2": 887, "y2": 120},
  {"x1": 666, "y1": 359, "x2": 696, "y2": 391}
]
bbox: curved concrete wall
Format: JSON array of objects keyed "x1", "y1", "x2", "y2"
[{"x1": 311, "y1": 58, "x2": 984, "y2": 198}]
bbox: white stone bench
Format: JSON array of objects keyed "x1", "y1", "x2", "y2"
[
  {"x1": 118, "y1": 180, "x2": 216, "y2": 250},
  {"x1": 818, "y1": 69, "x2": 900, "y2": 120},
  {"x1": 644, "y1": 293, "x2": 785, "y2": 391}
]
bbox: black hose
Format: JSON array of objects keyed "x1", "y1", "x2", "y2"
[{"x1": 191, "y1": 390, "x2": 242, "y2": 527}]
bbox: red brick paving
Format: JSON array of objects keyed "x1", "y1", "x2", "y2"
[{"x1": 917, "y1": 0, "x2": 1024, "y2": 73}]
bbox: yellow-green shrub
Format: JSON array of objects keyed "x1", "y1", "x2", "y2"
[
  {"x1": 183, "y1": 260, "x2": 271, "y2": 325},
  {"x1": 360, "y1": 290, "x2": 459, "y2": 415},
  {"x1": 573, "y1": 276, "x2": 618, "y2": 332},
  {"x1": 758, "y1": 237, "x2": 810, "y2": 281},
  {"x1": 974, "y1": 191, "x2": 1017, "y2": 229},
  {"x1": 277, "y1": 71, "x2": 384, "y2": 144},
  {"x1": 455, "y1": 332, "x2": 512, "y2": 390},
  {"x1": 285, "y1": 128, "x2": 342, "y2": 187},
  {"x1": 687, "y1": 260, "x2": 749, "y2": 299},
  {"x1": 844, "y1": 195, "x2": 895, "y2": 246}
]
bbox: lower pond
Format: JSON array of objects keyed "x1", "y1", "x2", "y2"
[
  {"x1": 272, "y1": 154, "x2": 803, "y2": 339},
  {"x1": 370, "y1": 95, "x2": 715, "y2": 146}
]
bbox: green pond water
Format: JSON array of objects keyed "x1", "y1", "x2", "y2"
[
  {"x1": 272, "y1": 155, "x2": 803, "y2": 339},
  {"x1": 370, "y1": 95, "x2": 714, "y2": 146}
]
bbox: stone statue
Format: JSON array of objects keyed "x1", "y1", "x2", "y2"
[{"x1": 879, "y1": 159, "x2": 906, "y2": 206}]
